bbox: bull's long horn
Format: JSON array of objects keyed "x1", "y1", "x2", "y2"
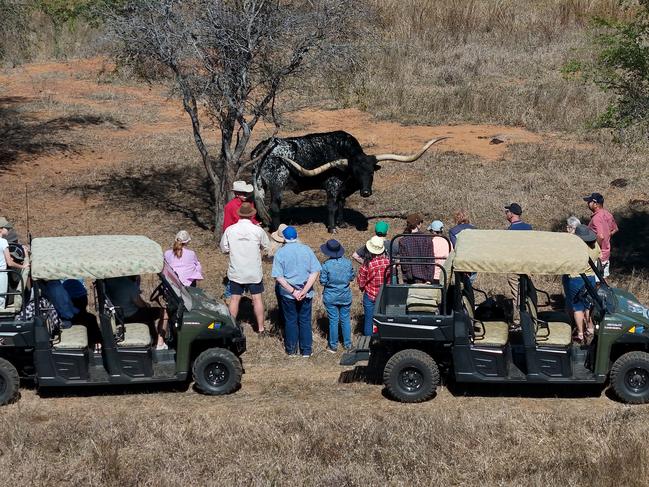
[
  {"x1": 374, "y1": 136, "x2": 449, "y2": 162},
  {"x1": 281, "y1": 156, "x2": 348, "y2": 176}
]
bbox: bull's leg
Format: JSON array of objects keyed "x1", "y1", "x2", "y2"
[
  {"x1": 336, "y1": 198, "x2": 348, "y2": 228},
  {"x1": 326, "y1": 196, "x2": 337, "y2": 233},
  {"x1": 270, "y1": 191, "x2": 282, "y2": 232}
]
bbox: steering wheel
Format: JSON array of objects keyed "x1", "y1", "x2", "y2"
[{"x1": 150, "y1": 283, "x2": 165, "y2": 303}]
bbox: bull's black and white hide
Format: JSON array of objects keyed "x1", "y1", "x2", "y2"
[{"x1": 252, "y1": 131, "x2": 447, "y2": 233}]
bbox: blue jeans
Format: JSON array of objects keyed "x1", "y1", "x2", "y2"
[
  {"x1": 274, "y1": 282, "x2": 284, "y2": 329},
  {"x1": 362, "y1": 292, "x2": 375, "y2": 336},
  {"x1": 281, "y1": 296, "x2": 313, "y2": 355},
  {"x1": 324, "y1": 301, "x2": 352, "y2": 350}
]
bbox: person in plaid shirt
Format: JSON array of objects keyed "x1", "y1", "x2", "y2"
[
  {"x1": 357, "y1": 236, "x2": 391, "y2": 336},
  {"x1": 399, "y1": 213, "x2": 435, "y2": 283}
]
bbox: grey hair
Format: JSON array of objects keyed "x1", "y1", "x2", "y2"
[{"x1": 567, "y1": 216, "x2": 581, "y2": 228}]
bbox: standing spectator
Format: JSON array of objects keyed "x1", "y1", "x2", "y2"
[
  {"x1": 427, "y1": 220, "x2": 453, "y2": 283},
  {"x1": 269, "y1": 223, "x2": 288, "y2": 330},
  {"x1": 357, "y1": 236, "x2": 390, "y2": 336},
  {"x1": 399, "y1": 213, "x2": 435, "y2": 284},
  {"x1": 352, "y1": 221, "x2": 390, "y2": 264},
  {"x1": 319, "y1": 239, "x2": 355, "y2": 352},
  {"x1": 504, "y1": 203, "x2": 531, "y2": 325},
  {"x1": 164, "y1": 230, "x2": 204, "y2": 287},
  {"x1": 0, "y1": 219, "x2": 28, "y2": 309},
  {"x1": 584, "y1": 192, "x2": 618, "y2": 278},
  {"x1": 504, "y1": 203, "x2": 532, "y2": 230},
  {"x1": 272, "y1": 226, "x2": 321, "y2": 357},
  {"x1": 566, "y1": 216, "x2": 581, "y2": 234},
  {"x1": 222, "y1": 181, "x2": 259, "y2": 232},
  {"x1": 449, "y1": 209, "x2": 476, "y2": 247},
  {"x1": 220, "y1": 202, "x2": 271, "y2": 335}
]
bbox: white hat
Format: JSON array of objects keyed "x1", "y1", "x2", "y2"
[
  {"x1": 175, "y1": 230, "x2": 191, "y2": 244},
  {"x1": 232, "y1": 180, "x2": 254, "y2": 193},
  {"x1": 271, "y1": 223, "x2": 288, "y2": 243},
  {"x1": 366, "y1": 236, "x2": 386, "y2": 255},
  {"x1": 428, "y1": 220, "x2": 444, "y2": 232}
]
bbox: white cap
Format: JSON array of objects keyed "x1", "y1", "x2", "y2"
[{"x1": 175, "y1": 230, "x2": 191, "y2": 244}]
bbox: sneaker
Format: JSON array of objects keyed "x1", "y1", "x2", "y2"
[
  {"x1": 287, "y1": 352, "x2": 299, "y2": 358},
  {"x1": 343, "y1": 344, "x2": 353, "y2": 351},
  {"x1": 301, "y1": 354, "x2": 311, "y2": 358},
  {"x1": 156, "y1": 343, "x2": 168, "y2": 351},
  {"x1": 326, "y1": 347, "x2": 337, "y2": 354}
]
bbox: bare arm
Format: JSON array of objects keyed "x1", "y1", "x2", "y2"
[
  {"x1": 4, "y1": 248, "x2": 27, "y2": 269},
  {"x1": 276, "y1": 277, "x2": 302, "y2": 300}
]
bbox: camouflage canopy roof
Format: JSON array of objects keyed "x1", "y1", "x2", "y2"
[
  {"x1": 31, "y1": 235, "x2": 164, "y2": 280},
  {"x1": 452, "y1": 230, "x2": 592, "y2": 275}
]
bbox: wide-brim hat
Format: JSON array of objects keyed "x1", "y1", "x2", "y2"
[
  {"x1": 232, "y1": 180, "x2": 254, "y2": 193},
  {"x1": 0, "y1": 217, "x2": 13, "y2": 229},
  {"x1": 271, "y1": 223, "x2": 288, "y2": 243},
  {"x1": 320, "y1": 239, "x2": 345, "y2": 258},
  {"x1": 406, "y1": 213, "x2": 423, "y2": 227},
  {"x1": 575, "y1": 224, "x2": 597, "y2": 243},
  {"x1": 237, "y1": 202, "x2": 257, "y2": 218},
  {"x1": 175, "y1": 230, "x2": 191, "y2": 244},
  {"x1": 366, "y1": 235, "x2": 385, "y2": 255}
]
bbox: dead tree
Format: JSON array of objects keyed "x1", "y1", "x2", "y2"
[{"x1": 108, "y1": 0, "x2": 367, "y2": 235}]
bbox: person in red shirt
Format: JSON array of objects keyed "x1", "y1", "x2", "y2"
[
  {"x1": 357, "y1": 236, "x2": 390, "y2": 336},
  {"x1": 584, "y1": 192, "x2": 618, "y2": 278},
  {"x1": 222, "y1": 181, "x2": 259, "y2": 232}
]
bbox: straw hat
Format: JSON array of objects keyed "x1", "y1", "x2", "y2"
[
  {"x1": 366, "y1": 235, "x2": 386, "y2": 255},
  {"x1": 271, "y1": 223, "x2": 288, "y2": 243}
]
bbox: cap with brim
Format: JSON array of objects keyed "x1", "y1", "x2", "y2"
[
  {"x1": 428, "y1": 220, "x2": 444, "y2": 232},
  {"x1": 283, "y1": 226, "x2": 298, "y2": 241},
  {"x1": 366, "y1": 235, "x2": 385, "y2": 255},
  {"x1": 237, "y1": 202, "x2": 257, "y2": 218},
  {"x1": 0, "y1": 217, "x2": 13, "y2": 229},
  {"x1": 232, "y1": 180, "x2": 254, "y2": 193},
  {"x1": 505, "y1": 203, "x2": 523, "y2": 216},
  {"x1": 575, "y1": 224, "x2": 597, "y2": 243},
  {"x1": 374, "y1": 221, "x2": 389, "y2": 236},
  {"x1": 320, "y1": 239, "x2": 345, "y2": 258},
  {"x1": 583, "y1": 192, "x2": 604, "y2": 205},
  {"x1": 175, "y1": 230, "x2": 191, "y2": 244},
  {"x1": 271, "y1": 223, "x2": 288, "y2": 243}
]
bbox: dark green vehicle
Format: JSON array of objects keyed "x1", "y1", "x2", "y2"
[
  {"x1": 342, "y1": 230, "x2": 649, "y2": 404},
  {"x1": 0, "y1": 235, "x2": 246, "y2": 405}
]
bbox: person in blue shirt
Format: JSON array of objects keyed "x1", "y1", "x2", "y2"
[
  {"x1": 449, "y1": 209, "x2": 477, "y2": 247},
  {"x1": 319, "y1": 239, "x2": 355, "y2": 353},
  {"x1": 271, "y1": 226, "x2": 322, "y2": 357},
  {"x1": 504, "y1": 203, "x2": 533, "y2": 230}
]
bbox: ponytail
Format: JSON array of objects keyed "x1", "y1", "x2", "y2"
[{"x1": 173, "y1": 240, "x2": 184, "y2": 258}]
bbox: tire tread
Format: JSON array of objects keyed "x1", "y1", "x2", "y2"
[{"x1": 383, "y1": 348, "x2": 439, "y2": 403}]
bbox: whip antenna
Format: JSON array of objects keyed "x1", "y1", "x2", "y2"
[{"x1": 25, "y1": 184, "x2": 31, "y2": 244}]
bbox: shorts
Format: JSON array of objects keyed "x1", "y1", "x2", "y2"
[
  {"x1": 230, "y1": 281, "x2": 264, "y2": 295},
  {"x1": 564, "y1": 275, "x2": 596, "y2": 312}
]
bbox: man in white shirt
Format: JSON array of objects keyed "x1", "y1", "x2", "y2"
[{"x1": 220, "y1": 202, "x2": 271, "y2": 335}]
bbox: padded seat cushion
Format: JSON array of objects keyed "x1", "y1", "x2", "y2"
[
  {"x1": 536, "y1": 321, "x2": 572, "y2": 347},
  {"x1": 55, "y1": 325, "x2": 88, "y2": 349},
  {"x1": 406, "y1": 286, "x2": 441, "y2": 314},
  {"x1": 120, "y1": 323, "x2": 152, "y2": 348},
  {"x1": 474, "y1": 321, "x2": 509, "y2": 347}
]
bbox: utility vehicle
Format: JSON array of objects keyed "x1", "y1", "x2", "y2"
[
  {"x1": 0, "y1": 235, "x2": 246, "y2": 405},
  {"x1": 341, "y1": 230, "x2": 649, "y2": 404}
]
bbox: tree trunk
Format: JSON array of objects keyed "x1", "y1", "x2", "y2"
[{"x1": 212, "y1": 156, "x2": 238, "y2": 239}]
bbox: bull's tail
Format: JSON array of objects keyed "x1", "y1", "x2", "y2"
[{"x1": 252, "y1": 166, "x2": 272, "y2": 226}]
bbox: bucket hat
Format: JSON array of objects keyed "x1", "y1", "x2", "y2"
[
  {"x1": 366, "y1": 235, "x2": 386, "y2": 255},
  {"x1": 271, "y1": 223, "x2": 288, "y2": 243},
  {"x1": 320, "y1": 239, "x2": 345, "y2": 258}
]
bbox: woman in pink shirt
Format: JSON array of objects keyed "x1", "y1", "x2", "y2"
[{"x1": 164, "y1": 230, "x2": 204, "y2": 287}]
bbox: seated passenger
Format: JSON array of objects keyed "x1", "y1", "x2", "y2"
[
  {"x1": 427, "y1": 220, "x2": 453, "y2": 284},
  {"x1": 0, "y1": 219, "x2": 29, "y2": 309},
  {"x1": 41, "y1": 280, "x2": 77, "y2": 328},
  {"x1": 398, "y1": 213, "x2": 435, "y2": 284},
  {"x1": 104, "y1": 276, "x2": 166, "y2": 350}
]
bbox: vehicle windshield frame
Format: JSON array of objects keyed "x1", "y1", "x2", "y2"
[{"x1": 160, "y1": 262, "x2": 193, "y2": 311}]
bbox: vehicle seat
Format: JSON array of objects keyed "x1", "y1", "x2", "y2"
[
  {"x1": 463, "y1": 295, "x2": 509, "y2": 347},
  {"x1": 54, "y1": 325, "x2": 89, "y2": 349},
  {"x1": 526, "y1": 296, "x2": 572, "y2": 347},
  {"x1": 406, "y1": 285, "x2": 441, "y2": 313}
]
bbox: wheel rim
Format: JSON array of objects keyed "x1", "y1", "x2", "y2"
[
  {"x1": 625, "y1": 367, "x2": 649, "y2": 394},
  {"x1": 204, "y1": 362, "x2": 229, "y2": 387},
  {"x1": 398, "y1": 366, "x2": 424, "y2": 393}
]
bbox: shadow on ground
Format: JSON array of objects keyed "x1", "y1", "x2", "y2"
[
  {"x1": 68, "y1": 165, "x2": 214, "y2": 230},
  {"x1": 612, "y1": 204, "x2": 649, "y2": 274},
  {"x1": 0, "y1": 96, "x2": 126, "y2": 169}
]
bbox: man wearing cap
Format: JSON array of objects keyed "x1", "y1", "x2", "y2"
[
  {"x1": 352, "y1": 221, "x2": 390, "y2": 265},
  {"x1": 584, "y1": 192, "x2": 618, "y2": 278},
  {"x1": 398, "y1": 213, "x2": 435, "y2": 284},
  {"x1": 271, "y1": 226, "x2": 322, "y2": 357},
  {"x1": 222, "y1": 181, "x2": 259, "y2": 232},
  {"x1": 220, "y1": 202, "x2": 271, "y2": 335},
  {"x1": 428, "y1": 220, "x2": 453, "y2": 283},
  {"x1": 504, "y1": 203, "x2": 532, "y2": 231}
]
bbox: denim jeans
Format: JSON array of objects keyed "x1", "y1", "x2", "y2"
[
  {"x1": 362, "y1": 292, "x2": 375, "y2": 336},
  {"x1": 274, "y1": 282, "x2": 284, "y2": 329},
  {"x1": 281, "y1": 296, "x2": 313, "y2": 355},
  {"x1": 324, "y1": 301, "x2": 352, "y2": 350}
]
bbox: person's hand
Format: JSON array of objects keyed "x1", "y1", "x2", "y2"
[
  {"x1": 296, "y1": 289, "x2": 308, "y2": 301},
  {"x1": 291, "y1": 289, "x2": 302, "y2": 300}
]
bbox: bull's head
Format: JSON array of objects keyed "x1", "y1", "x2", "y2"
[{"x1": 280, "y1": 137, "x2": 448, "y2": 197}]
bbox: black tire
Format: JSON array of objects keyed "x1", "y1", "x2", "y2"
[
  {"x1": 383, "y1": 349, "x2": 439, "y2": 403},
  {"x1": 192, "y1": 348, "x2": 243, "y2": 396},
  {"x1": 0, "y1": 358, "x2": 19, "y2": 406},
  {"x1": 610, "y1": 351, "x2": 649, "y2": 404}
]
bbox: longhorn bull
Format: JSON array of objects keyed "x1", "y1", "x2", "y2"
[{"x1": 251, "y1": 131, "x2": 447, "y2": 233}]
